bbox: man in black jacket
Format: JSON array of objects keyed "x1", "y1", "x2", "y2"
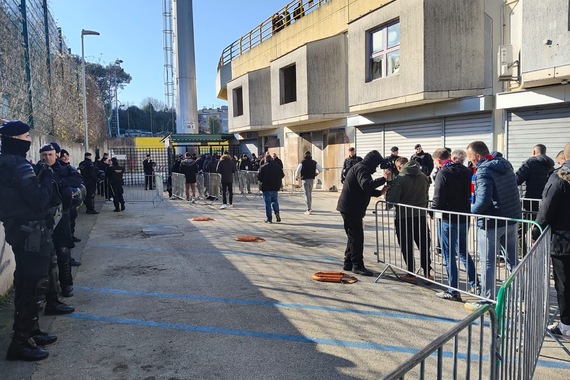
[
  {"x1": 258, "y1": 155, "x2": 285, "y2": 223},
  {"x1": 411, "y1": 144, "x2": 434, "y2": 181},
  {"x1": 336, "y1": 150, "x2": 386, "y2": 276},
  {"x1": 216, "y1": 151, "x2": 236, "y2": 209},
  {"x1": 340, "y1": 147, "x2": 362, "y2": 184},
  {"x1": 516, "y1": 144, "x2": 554, "y2": 217},
  {"x1": 532, "y1": 142, "x2": 570, "y2": 337},
  {"x1": 107, "y1": 158, "x2": 125, "y2": 212},
  {"x1": 431, "y1": 148, "x2": 477, "y2": 301},
  {"x1": 78, "y1": 152, "x2": 99, "y2": 214}
]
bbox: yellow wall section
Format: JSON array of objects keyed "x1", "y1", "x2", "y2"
[
  {"x1": 134, "y1": 137, "x2": 164, "y2": 149},
  {"x1": 230, "y1": 0, "x2": 394, "y2": 79}
]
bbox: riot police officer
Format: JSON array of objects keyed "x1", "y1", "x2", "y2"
[
  {"x1": 0, "y1": 121, "x2": 59, "y2": 361},
  {"x1": 79, "y1": 152, "x2": 99, "y2": 214},
  {"x1": 107, "y1": 157, "x2": 125, "y2": 212},
  {"x1": 39, "y1": 144, "x2": 77, "y2": 298}
]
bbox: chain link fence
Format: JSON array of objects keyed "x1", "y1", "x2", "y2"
[{"x1": 0, "y1": 0, "x2": 106, "y2": 146}]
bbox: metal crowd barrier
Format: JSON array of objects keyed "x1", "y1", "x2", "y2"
[
  {"x1": 122, "y1": 173, "x2": 164, "y2": 206},
  {"x1": 373, "y1": 200, "x2": 541, "y2": 302},
  {"x1": 384, "y1": 304, "x2": 497, "y2": 379},
  {"x1": 494, "y1": 226, "x2": 551, "y2": 379},
  {"x1": 171, "y1": 172, "x2": 221, "y2": 204},
  {"x1": 282, "y1": 169, "x2": 303, "y2": 194},
  {"x1": 234, "y1": 170, "x2": 262, "y2": 199}
]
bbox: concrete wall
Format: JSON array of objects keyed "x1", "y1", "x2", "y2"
[
  {"x1": 349, "y1": 0, "x2": 492, "y2": 114},
  {"x1": 271, "y1": 46, "x2": 309, "y2": 124},
  {"x1": 424, "y1": 0, "x2": 488, "y2": 93},
  {"x1": 522, "y1": 0, "x2": 570, "y2": 72},
  {"x1": 348, "y1": 0, "x2": 424, "y2": 113},
  {"x1": 225, "y1": 0, "x2": 396, "y2": 89},
  {"x1": 227, "y1": 67, "x2": 272, "y2": 131},
  {"x1": 249, "y1": 69, "x2": 273, "y2": 127},
  {"x1": 306, "y1": 34, "x2": 348, "y2": 116}
]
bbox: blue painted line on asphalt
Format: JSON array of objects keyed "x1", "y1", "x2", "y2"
[
  {"x1": 90, "y1": 244, "x2": 340, "y2": 263},
  {"x1": 63, "y1": 312, "x2": 474, "y2": 359},
  {"x1": 63, "y1": 312, "x2": 570, "y2": 370},
  {"x1": 75, "y1": 286, "x2": 460, "y2": 324}
]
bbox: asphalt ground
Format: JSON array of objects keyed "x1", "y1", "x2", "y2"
[{"x1": 1, "y1": 190, "x2": 569, "y2": 379}]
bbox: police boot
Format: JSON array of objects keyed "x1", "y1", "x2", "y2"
[
  {"x1": 31, "y1": 319, "x2": 57, "y2": 346},
  {"x1": 56, "y1": 248, "x2": 73, "y2": 297},
  {"x1": 6, "y1": 332, "x2": 49, "y2": 361},
  {"x1": 7, "y1": 310, "x2": 49, "y2": 361}
]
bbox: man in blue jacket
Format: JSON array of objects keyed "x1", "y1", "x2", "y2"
[{"x1": 465, "y1": 141, "x2": 521, "y2": 310}]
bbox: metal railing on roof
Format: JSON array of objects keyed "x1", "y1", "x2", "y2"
[{"x1": 217, "y1": 0, "x2": 329, "y2": 69}]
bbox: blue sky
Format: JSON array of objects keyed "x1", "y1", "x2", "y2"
[{"x1": 48, "y1": 0, "x2": 283, "y2": 109}]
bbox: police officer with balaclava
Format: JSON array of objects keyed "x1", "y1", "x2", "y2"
[{"x1": 0, "y1": 121, "x2": 59, "y2": 361}]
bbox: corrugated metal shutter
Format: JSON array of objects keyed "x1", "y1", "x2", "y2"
[
  {"x1": 384, "y1": 119, "x2": 443, "y2": 161},
  {"x1": 443, "y1": 113, "x2": 492, "y2": 156},
  {"x1": 355, "y1": 125, "x2": 384, "y2": 157},
  {"x1": 507, "y1": 106, "x2": 570, "y2": 170}
]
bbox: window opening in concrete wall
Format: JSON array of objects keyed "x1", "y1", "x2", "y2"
[
  {"x1": 233, "y1": 87, "x2": 243, "y2": 116},
  {"x1": 280, "y1": 64, "x2": 297, "y2": 104},
  {"x1": 367, "y1": 19, "x2": 400, "y2": 81}
]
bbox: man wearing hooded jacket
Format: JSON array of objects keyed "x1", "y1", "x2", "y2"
[
  {"x1": 336, "y1": 150, "x2": 386, "y2": 276},
  {"x1": 532, "y1": 142, "x2": 570, "y2": 337}
]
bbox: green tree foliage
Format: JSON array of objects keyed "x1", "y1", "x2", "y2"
[{"x1": 208, "y1": 115, "x2": 221, "y2": 135}]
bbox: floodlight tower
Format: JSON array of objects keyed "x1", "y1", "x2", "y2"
[{"x1": 172, "y1": 0, "x2": 198, "y2": 134}]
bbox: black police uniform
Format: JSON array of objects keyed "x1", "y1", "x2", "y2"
[
  {"x1": 79, "y1": 155, "x2": 99, "y2": 213},
  {"x1": 106, "y1": 159, "x2": 125, "y2": 211},
  {"x1": 48, "y1": 156, "x2": 79, "y2": 297},
  {"x1": 0, "y1": 121, "x2": 57, "y2": 360}
]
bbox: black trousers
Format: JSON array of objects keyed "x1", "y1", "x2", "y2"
[
  {"x1": 395, "y1": 216, "x2": 432, "y2": 276},
  {"x1": 111, "y1": 185, "x2": 125, "y2": 210},
  {"x1": 85, "y1": 184, "x2": 96, "y2": 212},
  {"x1": 552, "y1": 255, "x2": 570, "y2": 325},
  {"x1": 10, "y1": 223, "x2": 52, "y2": 335},
  {"x1": 341, "y1": 213, "x2": 365, "y2": 268},
  {"x1": 222, "y1": 182, "x2": 233, "y2": 205},
  {"x1": 145, "y1": 174, "x2": 154, "y2": 190}
]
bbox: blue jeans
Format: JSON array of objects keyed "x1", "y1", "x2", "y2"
[
  {"x1": 477, "y1": 223, "x2": 519, "y2": 300},
  {"x1": 439, "y1": 221, "x2": 477, "y2": 294},
  {"x1": 262, "y1": 191, "x2": 279, "y2": 221},
  {"x1": 302, "y1": 179, "x2": 314, "y2": 210}
]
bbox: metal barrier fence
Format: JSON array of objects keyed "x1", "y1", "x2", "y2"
[
  {"x1": 384, "y1": 304, "x2": 497, "y2": 379},
  {"x1": 121, "y1": 174, "x2": 164, "y2": 206},
  {"x1": 373, "y1": 200, "x2": 541, "y2": 302},
  {"x1": 171, "y1": 173, "x2": 221, "y2": 203},
  {"x1": 494, "y1": 226, "x2": 551, "y2": 379}
]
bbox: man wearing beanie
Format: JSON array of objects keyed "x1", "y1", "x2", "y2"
[
  {"x1": 0, "y1": 121, "x2": 59, "y2": 360},
  {"x1": 336, "y1": 150, "x2": 387, "y2": 276}
]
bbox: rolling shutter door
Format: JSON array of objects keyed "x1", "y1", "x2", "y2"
[
  {"x1": 355, "y1": 125, "x2": 384, "y2": 157},
  {"x1": 507, "y1": 106, "x2": 570, "y2": 170},
  {"x1": 384, "y1": 119, "x2": 443, "y2": 161},
  {"x1": 443, "y1": 113, "x2": 492, "y2": 155},
  {"x1": 355, "y1": 125, "x2": 384, "y2": 178}
]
